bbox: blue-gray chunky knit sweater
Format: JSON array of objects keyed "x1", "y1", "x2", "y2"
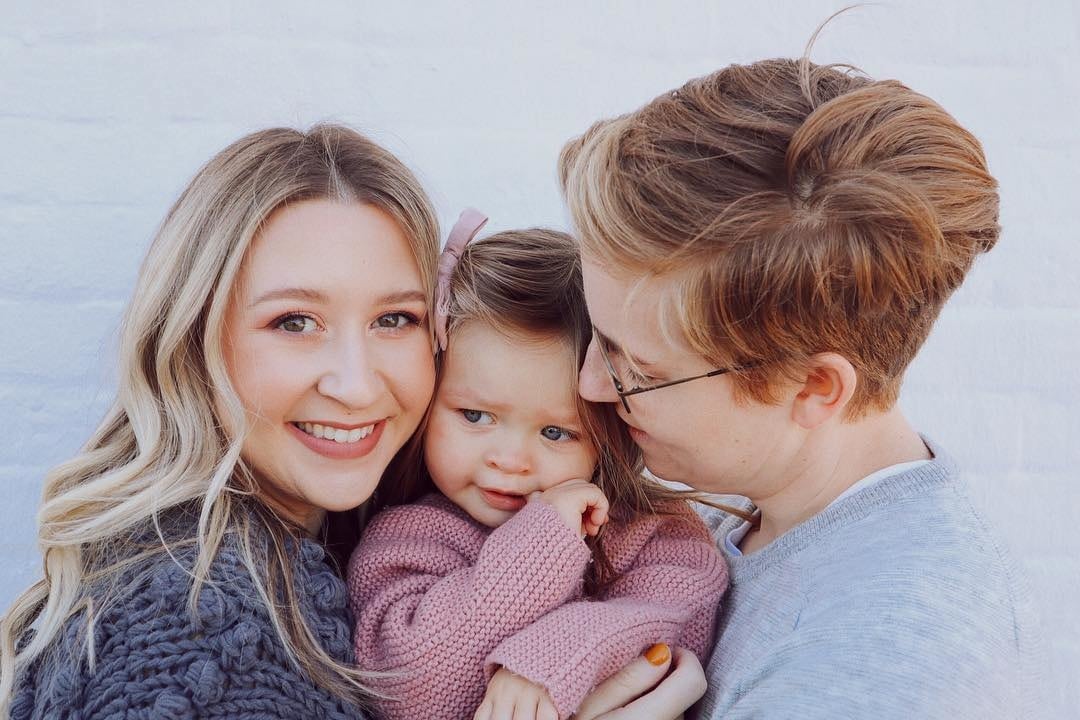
[{"x1": 12, "y1": 523, "x2": 367, "y2": 720}]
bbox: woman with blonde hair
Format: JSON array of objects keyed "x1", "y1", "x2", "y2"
[
  {"x1": 0, "y1": 124, "x2": 441, "y2": 717},
  {"x1": 0, "y1": 122, "x2": 702, "y2": 720},
  {"x1": 561, "y1": 57, "x2": 1045, "y2": 717}
]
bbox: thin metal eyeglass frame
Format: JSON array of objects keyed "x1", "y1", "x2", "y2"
[{"x1": 592, "y1": 326, "x2": 752, "y2": 414}]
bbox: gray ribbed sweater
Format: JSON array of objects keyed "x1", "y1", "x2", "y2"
[
  {"x1": 12, "y1": 519, "x2": 366, "y2": 720},
  {"x1": 693, "y1": 442, "x2": 1046, "y2": 719}
]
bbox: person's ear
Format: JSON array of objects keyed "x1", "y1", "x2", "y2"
[{"x1": 790, "y1": 353, "x2": 857, "y2": 429}]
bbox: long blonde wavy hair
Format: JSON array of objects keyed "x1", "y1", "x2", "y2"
[{"x1": 0, "y1": 124, "x2": 440, "y2": 711}]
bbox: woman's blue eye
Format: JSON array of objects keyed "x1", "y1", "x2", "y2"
[
  {"x1": 541, "y1": 425, "x2": 575, "y2": 442},
  {"x1": 276, "y1": 314, "x2": 318, "y2": 333},
  {"x1": 461, "y1": 409, "x2": 494, "y2": 425},
  {"x1": 376, "y1": 312, "x2": 418, "y2": 329}
]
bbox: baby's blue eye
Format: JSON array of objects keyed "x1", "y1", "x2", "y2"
[
  {"x1": 541, "y1": 426, "x2": 575, "y2": 442},
  {"x1": 461, "y1": 409, "x2": 494, "y2": 425},
  {"x1": 277, "y1": 315, "x2": 318, "y2": 333}
]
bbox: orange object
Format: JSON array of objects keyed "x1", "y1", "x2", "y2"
[{"x1": 644, "y1": 642, "x2": 670, "y2": 666}]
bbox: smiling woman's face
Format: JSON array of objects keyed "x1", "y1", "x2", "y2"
[{"x1": 223, "y1": 199, "x2": 435, "y2": 532}]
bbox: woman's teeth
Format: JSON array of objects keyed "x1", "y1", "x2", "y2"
[{"x1": 295, "y1": 422, "x2": 375, "y2": 444}]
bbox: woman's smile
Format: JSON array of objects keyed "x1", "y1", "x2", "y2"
[
  {"x1": 287, "y1": 419, "x2": 386, "y2": 460},
  {"x1": 293, "y1": 420, "x2": 378, "y2": 444}
]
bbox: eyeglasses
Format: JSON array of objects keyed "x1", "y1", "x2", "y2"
[{"x1": 591, "y1": 326, "x2": 757, "y2": 414}]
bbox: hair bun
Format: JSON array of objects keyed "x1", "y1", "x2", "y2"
[{"x1": 784, "y1": 81, "x2": 1000, "y2": 305}]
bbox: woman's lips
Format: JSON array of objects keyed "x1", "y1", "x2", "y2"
[
  {"x1": 480, "y1": 488, "x2": 528, "y2": 512},
  {"x1": 288, "y1": 419, "x2": 385, "y2": 460}
]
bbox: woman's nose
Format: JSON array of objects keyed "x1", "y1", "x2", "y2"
[
  {"x1": 316, "y1": 335, "x2": 385, "y2": 410},
  {"x1": 579, "y1": 338, "x2": 620, "y2": 403}
]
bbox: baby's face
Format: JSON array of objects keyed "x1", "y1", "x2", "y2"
[{"x1": 424, "y1": 321, "x2": 598, "y2": 528}]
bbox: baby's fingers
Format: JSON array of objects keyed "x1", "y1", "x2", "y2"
[
  {"x1": 537, "y1": 696, "x2": 558, "y2": 720},
  {"x1": 473, "y1": 697, "x2": 493, "y2": 720},
  {"x1": 590, "y1": 502, "x2": 610, "y2": 527},
  {"x1": 503, "y1": 696, "x2": 535, "y2": 720},
  {"x1": 583, "y1": 508, "x2": 606, "y2": 536}
]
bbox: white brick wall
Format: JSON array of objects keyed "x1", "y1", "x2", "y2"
[{"x1": 2, "y1": 1, "x2": 1076, "y2": 715}]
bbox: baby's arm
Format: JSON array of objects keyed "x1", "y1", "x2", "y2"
[
  {"x1": 346, "y1": 494, "x2": 592, "y2": 720},
  {"x1": 484, "y1": 503, "x2": 728, "y2": 719}
]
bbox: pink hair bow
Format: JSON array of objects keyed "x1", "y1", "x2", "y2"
[{"x1": 434, "y1": 208, "x2": 488, "y2": 351}]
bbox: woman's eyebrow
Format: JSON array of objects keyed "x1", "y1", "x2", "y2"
[
  {"x1": 249, "y1": 288, "x2": 426, "y2": 308},
  {"x1": 250, "y1": 287, "x2": 328, "y2": 307},
  {"x1": 375, "y1": 289, "x2": 427, "y2": 305}
]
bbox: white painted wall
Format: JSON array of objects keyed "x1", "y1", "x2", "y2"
[{"x1": 2, "y1": 1, "x2": 1076, "y2": 715}]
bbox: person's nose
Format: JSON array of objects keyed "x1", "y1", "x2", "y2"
[
  {"x1": 316, "y1": 331, "x2": 386, "y2": 411},
  {"x1": 579, "y1": 338, "x2": 620, "y2": 403},
  {"x1": 484, "y1": 435, "x2": 531, "y2": 476}
]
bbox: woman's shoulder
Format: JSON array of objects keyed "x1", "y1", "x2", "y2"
[
  {"x1": 793, "y1": 464, "x2": 1038, "y2": 639},
  {"x1": 118, "y1": 517, "x2": 347, "y2": 618},
  {"x1": 12, "y1": 519, "x2": 360, "y2": 719}
]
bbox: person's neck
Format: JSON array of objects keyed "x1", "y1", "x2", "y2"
[
  {"x1": 740, "y1": 408, "x2": 930, "y2": 554},
  {"x1": 259, "y1": 485, "x2": 327, "y2": 537}
]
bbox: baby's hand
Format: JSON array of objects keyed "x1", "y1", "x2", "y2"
[
  {"x1": 534, "y1": 478, "x2": 609, "y2": 538},
  {"x1": 474, "y1": 668, "x2": 558, "y2": 720}
]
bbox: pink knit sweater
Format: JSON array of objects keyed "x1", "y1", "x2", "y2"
[{"x1": 347, "y1": 493, "x2": 727, "y2": 720}]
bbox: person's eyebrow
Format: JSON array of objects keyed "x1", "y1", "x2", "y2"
[
  {"x1": 250, "y1": 287, "x2": 328, "y2": 307},
  {"x1": 546, "y1": 410, "x2": 584, "y2": 429},
  {"x1": 593, "y1": 326, "x2": 658, "y2": 369},
  {"x1": 250, "y1": 288, "x2": 426, "y2": 308},
  {"x1": 439, "y1": 387, "x2": 510, "y2": 412},
  {"x1": 375, "y1": 289, "x2": 427, "y2": 306}
]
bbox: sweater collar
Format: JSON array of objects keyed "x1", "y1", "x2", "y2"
[{"x1": 710, "y1": 435, "x2": 956, "y2": 582}]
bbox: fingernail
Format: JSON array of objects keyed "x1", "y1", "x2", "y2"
[{"x1": 644, "y1": 642, "x2": 670, "y2": 666}]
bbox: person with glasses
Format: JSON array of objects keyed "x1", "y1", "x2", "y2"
[{"x1": 559, "y1": 56, "x2": 1045, "y2": 719}]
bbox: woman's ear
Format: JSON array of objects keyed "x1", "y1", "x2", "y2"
[{"x1": 790, "y1": 353, "x2": 857, "y2": 429}]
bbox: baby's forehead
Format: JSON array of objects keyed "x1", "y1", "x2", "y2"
[{"x1": 440, "y1": 322, "x2": 582, "y2": 421}]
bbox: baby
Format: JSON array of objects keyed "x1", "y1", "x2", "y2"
[{"x1": 347, "y1": 210, "x2": 728, "y2": 719}]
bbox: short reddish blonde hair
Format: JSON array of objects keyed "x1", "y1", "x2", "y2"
[{"x1": 560, "y1": 59, "x2": 999, "y2": 417}]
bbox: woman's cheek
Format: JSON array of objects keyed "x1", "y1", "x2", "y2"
[{"x1": 385, "y1": 334, "x2": 436, "y2": 413}]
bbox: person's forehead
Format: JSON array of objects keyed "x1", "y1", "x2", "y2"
[
  {"x1": 581, "y1": 257, "x2": 673, "y2": 356},
  {"x1": 239, "y1": 200, "x2": 422, "y2": 296},
  {"x1": 444, "y1": 322, "x2": 581, "y2": 424}
]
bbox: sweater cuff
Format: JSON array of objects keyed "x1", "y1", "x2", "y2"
[{"x1": 472, "y1": 498, "x2": 592, "y2": 618}]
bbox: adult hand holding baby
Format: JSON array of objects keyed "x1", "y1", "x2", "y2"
[
  {"x1": 533, "y1": 479, "x2": 609, "y2": 538},
  {"x1": 472, "y1": 644, "x2": 704, "y2": 720},
  {"x1": 573, "y1": 644, "x2": 706, "y2": 720}
]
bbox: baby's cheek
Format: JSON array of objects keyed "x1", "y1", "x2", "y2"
[
  {"x1": 576, "y1": 445, "x2": 600, "y2": 479},
  {"x1": 424, "y1": 415, "x2": 467, "y2": 494}
]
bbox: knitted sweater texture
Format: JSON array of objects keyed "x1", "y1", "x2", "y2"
[
  {"x1": 692, "y1": 441, "x2": 1046, "y2": 719},
  {"x1": 12, "y1": 522, "x2": 366, "y2": 720},
  {"x1": 347, "y1": 493, "x2": 727, "y2": 720}
]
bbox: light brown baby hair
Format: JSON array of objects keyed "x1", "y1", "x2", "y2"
[
  {"x1": 384, "y1": 228, "x2": 731, "y2": 587},
  {"x1": 394, "y1": 228, "x2": 684, "y2": 520},
  {"x1": 560, "y1": 57, "x2": 999, "y2": 417}
]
